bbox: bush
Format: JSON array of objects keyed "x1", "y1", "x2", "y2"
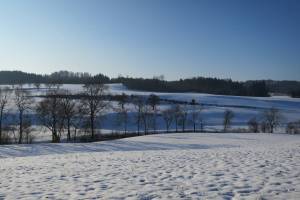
[
  {"x1": 286, "y1": 121, "x2": 300, "y2": 134},
  {"x1": 0, "y1": 132, "x2": 13, "y2": 145},
  {"x1": 248, "y1": 118, "x2": 259, "y2": 133}
]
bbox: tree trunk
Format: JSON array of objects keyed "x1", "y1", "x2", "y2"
[
  {"x1": 74, "y1": 128, "x2": 77, "y2": 142},
  {"x1": 91, "y1": 114, "x2": 94, "y2": 139},
  {"x1": 124, "y1": 119, "x2": 127, "y2": 136},
  {"x1": 67, "y1": 118, "x2": 71, "y2": 141},
  {"x1": 18, "y1": 111, "x2": 23, "y2": 144},
  {"x1": 270, "y1": 125, "x2": 274, "y2": 133},
  {"x1": 52, "y1": 114, "x2": 59, "y2": 143},
  {"x1": 53, "y1": 129, "x2": 58, "y2": 143},
  {"x1": 153, "y1": 111, "x2": 156, "y2": 133},
  {"x1": 137, "y1": 117, "x2": 140, "y2": 136},
  {"x1": 144, "y1": 119, "x2": 147, "y2": 135},
  {"x1": 0, "y1": 110, "x2": 3, "y2": 143}
]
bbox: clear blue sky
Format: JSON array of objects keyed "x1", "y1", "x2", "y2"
[{"x1": 0, "y1": 0, "x2": 299, "y2": 81}]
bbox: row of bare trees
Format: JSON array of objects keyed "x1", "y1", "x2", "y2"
[
  {"x1": 0, "y1": 83, "x2": 298, "y2": 144},
  {"x1": 0, "y1": 84, "x2": 207, "y2": 144},
  {"x1": 35, "y1": 84, "x2": 109, "y2": 143},
  {"x1": 247, "y1": 108, "x2": 284, "y2": 133},
  {"x1": 0, "y1": 84, "x2": 109, "y2": 144},
  {"x1": 0, "y1": 87, "x2": 34, "y2": 144}
]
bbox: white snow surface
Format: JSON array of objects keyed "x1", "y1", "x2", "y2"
[{"x1": 1, "y1": 133, "x2": 300, "y2": 199}]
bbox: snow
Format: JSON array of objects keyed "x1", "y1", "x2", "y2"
[
  {"x1": 1, "y1": 133, "x2": 300, "y2": 199},
  {"x1": 1, "y1": 83, "x2": 300, "y2": 129},
  {"x1": 111, "y1": 83, "x2": 300, "y2": 129}
]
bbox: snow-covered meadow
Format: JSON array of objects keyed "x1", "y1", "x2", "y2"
[{"x1": 0, "y1": 133, "x2": 300, "y2": 199}]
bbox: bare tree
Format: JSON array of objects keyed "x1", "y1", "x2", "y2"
[
  {"x1": 286, "y1": 120, "x2": 300, "y2": 134},
  {"x1": 260, "y1": 121, "x2": 268, "y2": 133},
  {"x1": 72, "y1": 104, "x2": 85, "y2": 141},
  {"x1": 174, "y1": 104, "x2": 182, "y2": 132},
  {"x1": 190, "y1": 99, "x2": 203, "y2": 132},
  {"x1": 45, "y1": 83, "x2": 54, "y2": 90},
  {"x1": 115, "y1": 94, "x2": 130, "y2": 135},
  {"x1": 140, "y1": 104, "x2": 153, "y2": 135},
  {"x1": 61, "y1": 91, "x2": 76, "y2": 141},
  {"x1": 34, "y1": 82, "x2": 41, "y2": 90},
  {"x1": 147, "y1": 94, "x2": 160, "y2": 133},
  {"x1": 116, "y1": 93, "x2": 128, "y2": 109},
  {"x1": 117, "y1": 107, "x2": 130, "y2": 135},
  {"x1": 148, "y1": 94, "x2": 160, "y2": 110},
  {"x1": 23, "y1": 116, "x2": 34, "y2": 144},
  {"x1": 162, "y1": 107, "x2": 174, "y2": 132},
  {"x1": 14, "y1": 87, "x2": 34, "y2": 144},
  {"x1": 0, "y1": 87, "x2": 11, "y2": 143},
  {"x1": 179, "y1": 105, "x2": 188, "y2": 132},
  {"x1": 262, "y1": 107, "x2": 282, "y2": 133},
  {"x1": 80, "y1": 84, "x2": 108, "y2": 139},
  {"x1": 36, "y1": 91, "x2": 64, "y2": 143},
  {"x1": 199, "y1": 116, "x2": 205, "y2": 132},
  {"x1": 132, "y1": 96, "x2": 144, "y2": 135},
  {"x1": 223, "y1": 110, "x2": 234, "y2": 132},
  {"x1": 248, "y1": 117, "x2": 259, "y2": 133}
]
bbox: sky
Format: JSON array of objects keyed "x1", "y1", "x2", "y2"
[{"x1": 0, "y1": 0, "x2": 299, "y2": 81}]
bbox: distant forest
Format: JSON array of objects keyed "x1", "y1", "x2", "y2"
[
  {"x1": 0, "y1": 70, "x2": 110, "y2": 85},
  {"x1": 0, "y1": 70, "x2": 299, "y2": 97}
]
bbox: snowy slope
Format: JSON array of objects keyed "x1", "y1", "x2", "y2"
[
  {"x1": 1, "y1": 83, "x2": 300, "y2": 130},
  {"x1": 1, "y1": 133, "x2": 300, "y2": 199},
  {"x1": 65, "y1": 83, "x2": 300, "y2": 123}
]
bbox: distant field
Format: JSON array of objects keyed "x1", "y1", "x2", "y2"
[{"x1": 1, "y1": 83, "x2": 300, "y2": 134}]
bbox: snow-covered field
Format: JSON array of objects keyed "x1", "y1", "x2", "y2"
[
  {"x1": 1, "y1": 133, "x2": 299, "y2": 199},
  {"x1": 1, "y1": 83, "x2": 300, "y2": 132}
]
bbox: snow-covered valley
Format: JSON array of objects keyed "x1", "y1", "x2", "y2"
[
  {"x1": 1, "y1": 133, "x2": 299, "y2": 199},
  {"x1": 1, "y1": 83, "x2": 300, "y2": 134}
]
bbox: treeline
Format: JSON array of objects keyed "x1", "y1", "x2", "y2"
[
  {"x1": 0, "y1": 70, "x2": 299, "y2": 97},
  {"x1": 1, "y1": 84, "x2": 299, "y2": 145},
  {"x1": 265, "y1": 80, "x2": 300, "y2": 96},
  {"x1": 290, "y1": 90, "x2": 300, "y2": 98},
  {"x1": 0, "y1": 70, "x2": 110, "y2": 85},
  {"x1": 114, "y1": 77, "x2": 269, "y2": 97}
]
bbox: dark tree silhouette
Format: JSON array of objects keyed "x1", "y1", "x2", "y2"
[
  {"x1": 147, "y1": 94, "x2": 160, "y2": 133},
  {"x1": 14, "y1": 86, "x2": 34, "y2": 144},
  {"x1": 61, "y1": 91, "x2": 77, "y2": 141},
  {"x1": 190, "y1": 99, "x2": 203, "y2": 132},
  {"x1": 132, "y1": 96, "x2": 144, "y2": 135},
  {"x1": 162, "y1": 108, "x2": 174, "y2": 133},
  {"x1": 36, "y1": 90, "x2": 64, "y2": 143},
  {"x1": 223, "y1": 110, "x2": 234, "y2": 132},
  {"x1": 262, "y1": 107, "x2": 282, "y2": 133},
  {"x1": 248, "y1": 117, "x2": 259, "y2": 133},
  {"x1": 179, "y1": 105, "x2": 188, "y2": 132},
  {"x1": 115, "y1": 94, "x2": 130, "y2": 135},
  {"x1": 0, "y1": 87, "x2": 11, "y2": 143},
  {"x1": 81, "y1": 84, "x2": 109, "y2": 139},
  {"x1": 174, "y1": 104, "x2": 182, "y2": 132}
]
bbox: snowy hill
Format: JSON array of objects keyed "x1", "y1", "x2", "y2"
[
  {"x1": 0, "y1": 133, "x2": 300, "y2": 199},
  {"x1": 3, "y1": 83, "x2": 300, "y2": 128}
]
